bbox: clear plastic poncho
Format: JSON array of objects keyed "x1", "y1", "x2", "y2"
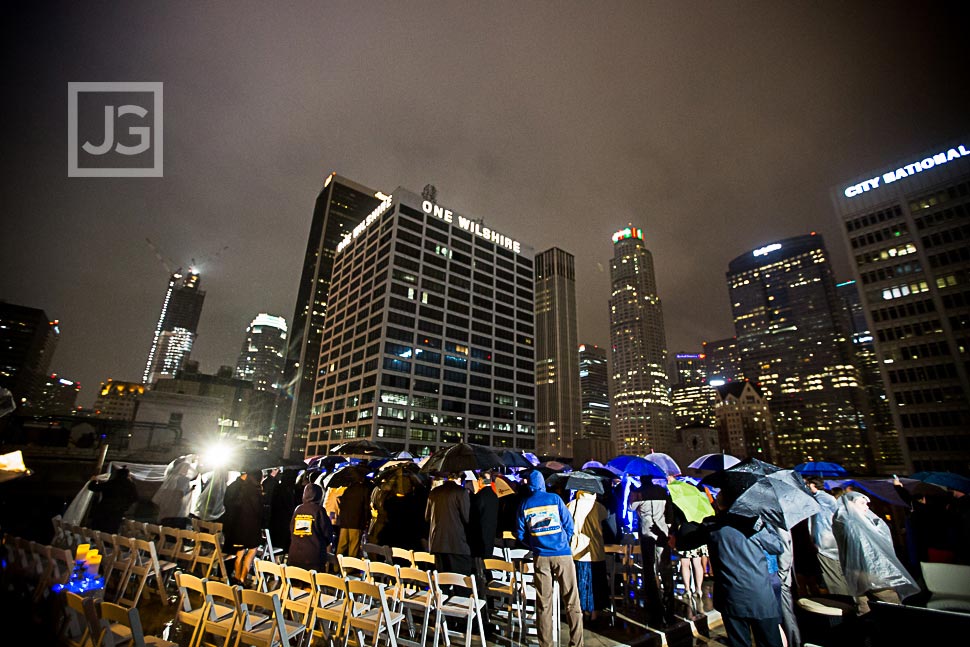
[
  {"x1": 152, "y1": 456, "x2": 199, "y2": 520},
  {"x1": 191, "y1": 467, "x2": 232, "y2": 520},
  {"x1": 832, "y1": 491, "x2": 920, "y2": 600}
]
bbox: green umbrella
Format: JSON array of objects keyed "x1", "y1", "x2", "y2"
[{"x1": 668, "y1": 480, "x2": 715, "y2": 523}]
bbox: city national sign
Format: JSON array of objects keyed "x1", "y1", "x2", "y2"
[{"x1": 842, "y1": 144, "x2": 970, "y2": 198}]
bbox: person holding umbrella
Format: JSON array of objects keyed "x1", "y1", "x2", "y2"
[
  {"x1": 426, "y1": 472, "x2": 473, "y2": 574},
  {"x1": 565, "y1": 482, "x2": 608, "y2": 624},
  {"x1": 629, "y1": 476, "x2": 675, "y2": 629}
]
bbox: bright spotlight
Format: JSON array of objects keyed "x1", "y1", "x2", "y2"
[{"x1": 203, "y1": 442, "x2": 233, "y2": 469}]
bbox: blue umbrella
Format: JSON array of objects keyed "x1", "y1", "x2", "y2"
[
  {"x1": 607, "y1": 455, "x2": 640, "y2": 473},
  {"x1": 793, "y1": 461, "x2": 847, "y2": 478},
  {"x1": 911, "y1": 471, "x2": 970, "y2": 493},
  {"x1": 620, "y1": 457, "x2": 667, "y2": 478},
  {"x1": 688, "y1": 453, "x2": 741, "y2": 472}
]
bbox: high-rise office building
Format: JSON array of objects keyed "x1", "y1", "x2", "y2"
[
  {"x1": 670, "y1": 353, "x2": 716, "y2": 430},
  {"x1": 280, "y1": 174, "x2": 383, "y2": 459},
  {"x1": 727, "y1": 234, "x2": 869, "y2": 470},
  {"x1": 143, "y1": 270, "x2": 205, "y2": 385},
  {"x1": 304, "y1": 188, "x2": 535, "y2": 458},
  {"x1": 94, "y1": 379, "x2": 146, "y2": 421},
  {"x1": 672, "y1": 353, "x2": 708, "y2": 387},
  {"x1": 577, "y1": 343, "x2": 613, "y2": 462},
  {"x1": 534, "y1": 248, "x2": 581, "y2": 456},
  {"x1": 702, "y1": 337, "x2": 744, "y2": 384},
  {"x1": 31, "y1": 374, "x2": 80, "y2": 415},
  {"x1": 838, "y1": 281, "x2": 904, "y2": 473},
  {"x1": 833, "y1": 141, "x2": 970, "y2": 474},
  {"x1": 608, "y1": 227, "x2": 674, "y2": 454},
  {"x1": 234, "y1": 313, "x2": 287, "y2": 393},
  {"x1": 0, "y1": 302, "x2": 59, "y2": 409}
]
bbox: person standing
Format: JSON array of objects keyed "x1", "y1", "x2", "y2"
[
  {"x1": 425, "y1": 474, "x2": 473, "y2": 575},
  {"x1": 566, "y1": 489, "x2": 608, "y2": 623},
  {"x1": 804, "y1": 477, "x2": 849, "y2": 596},
  {"x1": 288, "y1": 483, "x2": 331, "y2": 572},
  {"x1": 516, "y1": 471, "x2": 584, "y2": 647},
  {"x1": 629, "y1": 478, "x2": 675, "y2": 628},
  {"x1": 153, "y1": 461, "x2": 195, "y2": 528},
  {"x1": 223, "y1": 469, "x2": 263, "y2": 585},
  {"x1": 87, "y1": 465, "x2": 138, "y2": 533},
  {"x1": 336, "y1": 479, "x2": 370, "y2": 558}
]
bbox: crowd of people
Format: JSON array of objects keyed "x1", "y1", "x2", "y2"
[{"x1": 80, "y1": 457, "x2": 970, "y2": 647}]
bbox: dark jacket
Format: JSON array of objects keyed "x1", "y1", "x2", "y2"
[
  {"x1": 468, "y1": 486, "x2": 499, "y2": 557},
  {"x1": 288, "y1": 484, "x2": 331, "y2": 571},
  {"x1": 338, "y1": 481, "x2": 371, "y2": 530},
  {"x1": 425, "y1": 481, "x2": 471, "y2": 555},
  {"x1": 87, "y1": 468, "x2": 139, "y2": 533},
  {"x1": 516, "y1": 471, "x2": 573, "y2": 557},
  {"x1": 223, "y1": 475, "x2": 263, "y2": 549},
  {"x1": 707, "y1": 514, "x2": 784, "y2": 619}
]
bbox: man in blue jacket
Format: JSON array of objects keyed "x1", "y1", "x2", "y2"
[{"x1": 516, "y1": 471, "x2": 584, "y2": 647}]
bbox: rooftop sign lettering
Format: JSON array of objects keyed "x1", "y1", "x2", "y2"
[
  {"x1": 753, "y1": 243, "x2": 782, "y2": 257},
  {"x1": 336, "y1": 195, "x2": 394, "y2": 253},
  {"x1": 422, "y1": 200, "x2": 521, "y2": 254},
  {"x1": 843, "y1": 145, "x2": 969, "y2": 198}
]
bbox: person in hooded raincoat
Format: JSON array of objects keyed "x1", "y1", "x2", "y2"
[
  {"x1": 288, "y1": 483, "x2": 332, "y2": 572},
  {"x1": 223, "y1": 469, "x2": 263, "y2": 585},
  {"x1": 87, "y1": 465, "x2": 138, "y2": 533},
  {"x1": 832, "y1": 491, "x2": 920, "y2": 615},
  {"x1": 153, "y1": 461, "x2": 195, "y2": 528},
  {"x1": 192, "y1": 467, "x2": 229, "y2": 521}
]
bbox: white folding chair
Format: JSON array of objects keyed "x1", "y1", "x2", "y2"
[
  {"x1": 308, "y1": 571, "x2": 349, "y2": 647},
  {"x1": 197, "y1": 580, "x2": 240, "y2": 647},
  {"x1": 396, "y1": 567, "x2": 436, "y2": 647},
  {"x1": 280, "y1": 565, "x2": 316, "y2": 627},
  {"x1": 482, "y1": 557, "x2": 521, "y2": 642},
  {"x1": 99, "y1": 601, "x2": 177, "y2": 647},
  {"x1": 174, "y1": 572, "x2": 208, "y2": 647},
  {"x1": 339, "y1": 555, "x2": 370, "y2": 581},
  {"x1": 343, "y1": 580, "x2": 405, "y2": 647},
  {"x1": 234, "y1": 589, "x2": 306, "y2": 647},
  {"x1": 432, "y1": 572, "x2": 487, "y2": 647}
]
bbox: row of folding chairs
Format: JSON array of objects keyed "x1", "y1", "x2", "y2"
[
  {"x1": 1, "y1": 534, "x2": 74, "y2": 603},
  {"x1": 60, "y1": 589, "x2": 176, "y2": 647}
]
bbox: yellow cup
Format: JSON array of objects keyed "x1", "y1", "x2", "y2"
[
  {"x1": 85, "y1": 555, "x2": 102, "y2": 577},
  {"x1": 75, "y1": 543, "x2": 90, "y2": 560}
]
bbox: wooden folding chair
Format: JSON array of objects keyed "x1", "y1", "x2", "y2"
[
  {"x1": 61, "y1": 590, "x2": 100, "y2": 647},
  {"x1": 410, "y1": 551, "x2": 435, "y2": 572},
  {"x1": 390, "y1": 548, "x2": 415, "y2": 568},
  {"x1": 105, "y1": 536, "x2": 135, "y2": 603},
  {"x1": 482, "y1": 557, "x2": 521, "y2": 642},
  {"x1": 118, "y1": 539, "x2": 169, "y2": 608},
  {"x1": 254, "y1": 558, "x2": 286, "y2": 597},
  {"x1": 174, "y1": 572, "x2": 208, "y2": 647},
  {"x1": 234, "y1": 589, "x2": 307, "y2": 647},
  {"x1": 280, "y1": 565, "x2": 316, "y2": 627},
  {"x1": 343, "y1": 580, "x2": 405, "y2": 647},
  {"x1": 338, "y1": 555, "x2": 370, "y2": 581},
  {"x1": 98, "y1": 601, "x2": 177, "y2": 646},
  {"x1": 197, "y1": 580, "x2": 240, "y2": 647},
  {"x1": 308, "y1": 572, "x2": 349, "y2": 647},
  {"x1": 368, "y1": 562, "x2": 402, "y2": 612},
  {"x1": 432, "y1": 572, "x2": 486, "y2": 647},
  {"x1": 362, "y1": 543, "x2": 392, "y2": 564},
  {"x1": 177, "y1": 529, "x2": 199, "y2": 574},
  {"x1": 396, "y1": 567, "x2": 436, "y2": 647},
  {"x1": 193, "y1": 532, "x2": 228, "y2": 581},
  {"x1": 31, "y1": 543, "x2": 56, "y2": 602}
]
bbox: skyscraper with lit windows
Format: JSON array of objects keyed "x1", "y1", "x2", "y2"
[
  {"x1": 234, "y1": 313, "x2": 288, "y2": 393},
  {"x1": 304, "y1": 188, "x2": 535, "y2": 458},
  {"x1": 143, "y1": 270, "x2": 205, "y2": 385},
  {"x1": 833, "y1": 140, "x2": 970, "y2": 474},
  {"x1": 534, "y1": 248, "x2": 581, "y2": 457},
  {"x1": 577, "y1": 343, "x2": 613, "y2": 462},
  {"x1": 727, "y1": 234, "x2": 869, "y2": 470},
  {"x1": 608, "y1": 227, "x2": 674, "y2": 454}
]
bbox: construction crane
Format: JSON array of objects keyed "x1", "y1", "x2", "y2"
[{"x1": 144, "y1": 238, "x2": 229, "y2": 276}]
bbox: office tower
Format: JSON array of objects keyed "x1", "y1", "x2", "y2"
[
  {"x1": 0, "y1": 302, "x2": 59, "y2": 409},
  {"x1": 143, "y1": 270, "x2": 205, "y2": 385},
  {"x1": 672, "y1": 353, "x2": 708, "y2": 387},
  {"x1": 234, "y1": 313, "x2": 287, "y2": 393},
  {"x1": 280, "y1": 174, "x2": 383, "y2": 459},
  {"x1": 702, "y1": 337, "x2": 744, "y2": 384},
  {"x1": 576, "y1": 343, "x2": 613, "y2": 462},
  {"x1": 534, "y1": 248, "x2": 582, "y2": 457},
  {"x1": 838, "y1": 281, "x2": 904, "y2": 473},
  {"x1": 94, "y1": 379, "x2": 146, "y2": 421},
  {"x1": 670, "y1": 352, "x2": 716, "y2": 430},
  {"x1": 727, "y1": 234, "x2": 869, "y2": 470},
  {"x1": 304, "y1": 188, "x2": 535, "y2": 458},
  {"x1": 833, "y1": 141, "x2": 970, "y2": 473},
  {"x1": 714, "y1": 381, "x2": 777, "y2": 461},
  {"x1": 608, "y1": 226, "x2": 674, "y2": 454},
  {"x1": 31, "y1": 374, "x2": 80, "y2": 415}
]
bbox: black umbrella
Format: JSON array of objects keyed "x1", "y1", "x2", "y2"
[
  {"x1": 374, "y1": 462, "x2": 428, "y2": 495},
  {"x1": 500, "y1": 450, "x2": 533, "y2": 469},
  {"x1": 729, "y1": 457, "x2": 783, "y2": 475},
  {"x1": 582, "y1": 467, "x2": 621, "y2": 481},
  {"x1": 564, "y1": 472, "x2": 606, "y2": 494},
  {"x1": 323, "y1": 463, "x2": 370, "y2": 488},
  {"x1": 702, "y1": 457, "x2": 784, "y2": 501},
  {"x1": 314, "y1": 455, "x2": 350, "y2": 473},
  {"x1": 331, "y1": 440, "x2": 392, "y2": 458},
  {"x1": 420, "y1": 443, "x2": 504, "y2": 474},
  {"x1": 729, "y1": 469, "x2": 821, "y2": 529}
]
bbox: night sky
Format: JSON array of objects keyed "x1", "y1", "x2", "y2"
[{"x1": 2, "y1": 2, "x2": 967, "y2": 407}]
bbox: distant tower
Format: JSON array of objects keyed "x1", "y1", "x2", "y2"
[
  {"x1": 534, "y1": 248, "x2": 582, "y2": 457},
  {"x1": 0, "y1": 302, "x2": 59, "y2": 409},
  {"x1": 143, "y1": 270, "x2": 205, "y2": 385},
  {"x1": 234, "y1": 314, "x2": 288, "y2": 393},
  {"x1": 577, "y1": 343, "x2": 613, "y2": 463},
  {"x1": 608, "y1": 227, "x2": 674, "y2": 454}
]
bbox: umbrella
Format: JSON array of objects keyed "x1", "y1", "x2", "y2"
[
  {"x1": 421, "y1": 443, "x2": 504, "y2": 474},
  {"x1": 310, "y1": 455, "x2": 349, "y2": 473},
  {"x1": 668, "y1": 480, "x2": 715, "y2": 522},
  {"x1": 910, "y1": 471, "x2": 970, "y2": 494},
  {"x1": 501, "y1": 450, "x2": 534, "y2": 469},
  {"x1": 373, "y1": 462, "x2": 427, "y2": 494},
  {"x1": 729, "y1": 469, "x2": 821, "y2": 529},
  {"x1": 521, "y1": 452, "x2": 541, "y2": 466},
  {"x1": 394, "y1": 451, "x2": 414, "y2": 460},
  {"x1": 688, "y1": 453, "x2": 741, "y2": 472},
  {"x1": 563, "y1": 472, "x2": 606, "y2": 494},
  {"x1": 793, "y1": 461, "x2": 848, "y2": 478},
  {"x1": 620, "y1": 457, "x2": 667, "y2": 479},
  {"x1": 582, "y1": 466, "x2": 621, "y2": 480},
  {"x1": 323, "y1": 464, "x2": 370, "y2": 488},
  {"x1": 377, "y1": 459, "x2": 412, "y2": 472},
  {"x1": 539, "y1": 460, "x2": 571, "y2": 473},
  {"x1": 331, "y1": 439, "x2": 392, "y2": 457},
  {"x1": 492, "y1": 475, "x2": 516, "y2": 498},
  {"x1": 729, "y1": 457, "x2": 783, "y2": 475},
  {"x1": 645, "y1": 452, "x2": 681, "y2": 476},
  {"x1": 607, "y1": 455, "x2": 640, "y2": 473}
]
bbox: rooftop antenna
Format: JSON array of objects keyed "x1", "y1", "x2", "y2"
[{"x1": 422, "y1": 184, "x2": 438, "y2": 204}]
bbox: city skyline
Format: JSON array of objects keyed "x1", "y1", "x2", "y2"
[{"x1": 2, "y1": 3, "x2": 967, "y2": 408}]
